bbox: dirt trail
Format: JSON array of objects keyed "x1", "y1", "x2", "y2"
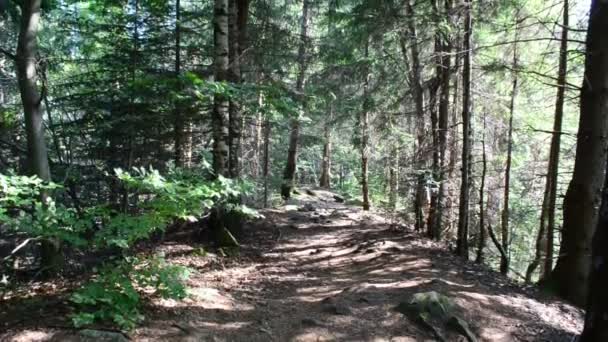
[
  {"x1": 137, "y1": 189, "x2": 582, "y2": 342},
  {"x1": 2, "y1": 189, "x2": 584, "y2": 342}
]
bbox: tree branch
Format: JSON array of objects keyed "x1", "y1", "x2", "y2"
[{"x1": 0, "y1": 47, "x2": 16, "y2": 61}]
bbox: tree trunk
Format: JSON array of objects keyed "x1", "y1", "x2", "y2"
[
  {"x1": 17, "y1": 0, "x2": 61, "y2": 272},
  {"x1": 253, "y1": 90, "x2": 263, "y2": 178},
  {"x1": 18, "y1": 0, "x2": 50, "y2": 182},
  {"x1": 541, "y1": 0, "x2": 568, "y2": 281},
  {"x1": 434, "y1": 0, "x2": 452, "y2": 241},
  {"x1": 360, "y1": 39, "x2": 371, "y2": 211},
  {"x1": 526, "y1": 187, "x2": 548, "y2": 283},
  {"x1": 527, "y1": 0, "x2": 569, "y2": 283},
  {"x1": 501, "y1": 27, "x2": 519, "y2": 275},
  {"x1": 319, "y1": 101, "x2": 332, "y2": 188},
  {"x1": 403, "y1": 0, "x2": 427, "y2": 231},
  {"x1": 173, "y1": 0, "x2": 185, "y2": 168},
  {"x1": 476, "y1": 114, "x2": 487, "y2": 264},
  {"x1": 456, "y1": 0, "x2": 473, "y2": 259},
  {"x1": 228, "y1": 0, "x2": 245, "y2": 179},
  {"x1": 211, "y1": 0, "x2": 237, "y2": 246},
  {"x1": 389, "y1": 145, "x2": 399, "y2": 212},
  {"x1": 580, "y1": 160, "x2": 608, "y2": 341},
  {"x1": 549, "y1": 0, "x2": 608, "y2": 306},
  {"x1": 263, "y1": 116, "x2": 271, "y2": 208},
  {"x1": 281, "y1": 0, "x2": 310, "y2": 199}
]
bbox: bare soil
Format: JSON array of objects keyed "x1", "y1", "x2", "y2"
[{"x1": 1, "y1": 189, "x2": 583, "y2": 341}]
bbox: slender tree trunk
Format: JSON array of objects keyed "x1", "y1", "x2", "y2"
[
  {"x1": 319, "y1": 102, "x2": 332, "y2": 188},
  {"x1": 40, "y1": 64, "x2": 63, "y2": 165},
  {"x1": 213, "y1": 0, "x2": 229, "y2": 174},
  {"x1": 527, "y1": 188, "x2": 549, "y2": 283},
  {"x1": 389, "y1": 145, "x2": 399, "y2": 211},
  {"x1": 211, "y1": 0, "x2": 237, "y2": 246},
  {"x1": 427, "y1": 79, "x2": 439, "y2": 237},
  {"x1": 16, "y1": 0, "x2": 61, "y2": 272},
  {"x1": 528, "y1": 0, "x2": 569, "y2": 283},
  {"x1": 403, "y1": 0, "x2": 427, "y2": 231},
  {"x1": 173, "y1": 0, "x2": 186, "y2": 168},
  {"x1": 281, "y1": 0, "x2": 310, "y2": 199},
  {"x1": 253, "y1": 90, "x2": 263, "y2": 178},
  {"x1": 360, "y1": 39, "x2": 371, "y2": 211},
  {"x1": 263, "y1": 116, "x2": 270, "y2": 208},
  {"x1": 550, "y1": 0, "x2": 608, "y2": 306},
  {"x1": 434, "y1": 0, "x2": 452, "y2": 240},
  {"x1": 501, "y1": 28, "x2": 519, "y2": 275},
  {"x1": 456, "y1": 0, "x2": 473, "y2": 259},
  {"x1": 476, "y1": 114, "x2": 487, "y2": 264},
  {"x1": 542, "y1": 0, "x2": 568, "y2": 281}
]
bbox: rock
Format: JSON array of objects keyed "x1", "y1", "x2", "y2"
[
  {"x1": 79, "y1": 329, "x2": 130, "y2": 342},
  {"x1": 301, "y1": 318, "x2": 323, "y2": 327},
  {"x1": 395, "y1": 291, "x2": 476, "y2": 342},
  {"x1": 321, "y1": 297, "x2": 351, "y2": 315}
]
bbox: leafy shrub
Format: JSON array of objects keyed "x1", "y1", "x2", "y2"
[
  {"x1": 70, "y1": 255, "x2": 189, "y2": 330},
  {"x1": 1, "y1": 167, "x2": 257, "y2": 330},
  {"x1": 0, "y1": 173, "x2": 89, "y2": 246}
]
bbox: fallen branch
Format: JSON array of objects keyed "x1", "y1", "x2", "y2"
[{"x1": 2, "y1": 237, "x2": 41, "y2": 262}]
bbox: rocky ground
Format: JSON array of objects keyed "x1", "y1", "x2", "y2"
[{"x1": 2, "y1": 189, "x2": 584, "y2": 341}]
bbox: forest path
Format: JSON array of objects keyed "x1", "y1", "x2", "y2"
[{"x1": 135, "y1": 188, "x2": 583, "y2": 342}]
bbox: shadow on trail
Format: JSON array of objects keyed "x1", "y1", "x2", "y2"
[{"x1": 139, "y1": 202, "x2": 582, "y2": 342}]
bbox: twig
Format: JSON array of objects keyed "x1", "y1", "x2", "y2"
[{"x1": 2, "y1": 237, "x2": 41, "y2": 262}]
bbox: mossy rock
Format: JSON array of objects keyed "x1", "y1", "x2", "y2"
[
  {"x1": 395, "y1": 291, "x2": 455, "y2": 321},
  {"x1": 395, "y1": 291, "x2": 477, "y2": 342}
]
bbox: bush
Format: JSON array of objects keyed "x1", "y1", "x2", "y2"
[
  {"x1": 1, "y1": 167, "x2": 258, "y2": 331},
  {"x1": 70, "y1": 255, "x2": 189, "y2": 330}
]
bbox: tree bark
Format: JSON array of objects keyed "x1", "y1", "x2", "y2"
[
  {"x1": 211, "y1": 0, "x2": 237, "y2": 246},
  {"x1": 580, "y1": 159, "x2": 608, "y2": 341},
  {"x1": 403, "y1": 0, "x2": 427, "y2": 232},
  {"x1": 500, "y1": 26, "x2": 519, "y2": 275},
  {"x1": 433, "y1": 0, "x2": 452, "y2": 241},
  {"x1": 389, "y1": 145, "x2": 399, "y2": 212},
  {"x1": 476, "y1": 114, "x2": 487, "y2": 264},
  {"x1": 319, "y1": 101, "x2": 332, "y2": 188},
  {"x1": 18, "y1": 0, "x2": 50, "y2": 182},
  {"x1": 281, "y1": 0, "x2": 310, "y2": 199},
  {"x1": 263, "y1": 116, "x2": 271, "y2": 208},
  {"x1": 173, "y1": 0, "x2": 186, "y2": 168},
  {"x1": 456, "y1": 0, "x2": 473, "y2": 259},
  {"x1": 16, "y1": 0, "x2": 61, "y2": 272},
  {"x1": 360, "y1": 39, "x2": 371, "y2": 211},
  {"x1": 549, "y1": 0, "x2": 608, "y2": 306},
  {"x1": 228, "y1": 0, "x2": 247, "y2": 179}
]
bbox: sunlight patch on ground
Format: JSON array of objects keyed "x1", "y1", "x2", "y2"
[
  {"x1": 6, "y1": 330, "x2": 52, "y2": 342},
  {"x1": 478, "y1": 327, "x2": 514, "y2": 341},
  {"x1": 181, "y1": 287, "x2": 254, "y2": 311}
]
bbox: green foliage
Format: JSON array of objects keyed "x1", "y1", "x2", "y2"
[
  {"x1": 1, "y1": 168, "x2": 255, "y2": 330},
  {"x1": 0, "y1": 173, "x2": 88, "y2": 246},
  {"x1": 70, "y1": 255, "x2": 189, "y2": 330},
  {"x1": 1, "y1": 168, "x2": 250, "y2": 251}
]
